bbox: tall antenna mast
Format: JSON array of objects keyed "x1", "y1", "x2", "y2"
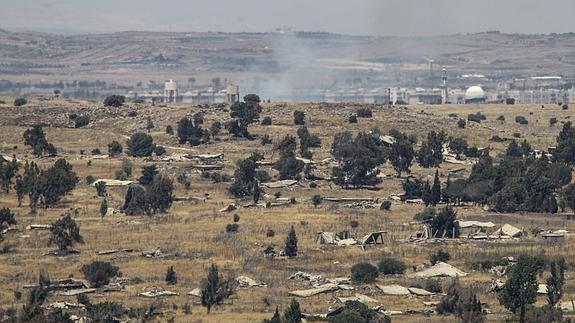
[{"x1": 442, "y1": 66, "x2": 448, "y2": 104}]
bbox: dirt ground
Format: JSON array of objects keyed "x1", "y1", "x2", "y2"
[{"x1": 0, "y1": 97, "x2": 574, "y2": 322}]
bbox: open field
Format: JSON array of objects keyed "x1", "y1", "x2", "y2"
[{"x1": 1, "y1": 97, "x2": 575, "y2": 322}]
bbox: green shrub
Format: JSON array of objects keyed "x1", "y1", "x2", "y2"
[
  {"x1": 348, "y1": 115, "x2": 358, "y2": 123},
  {"x1": 80, "y1": 261, "x2": 120, "y2": 288},
  {"x1": 103, "y1": 95, "x2": 125, "y2": 107},
  {"x1": 377, "y1": 257, "x2": 407, "y2": 275},
  {"x1": 74, "y1": 115, "x2": 90, "y2": 128},
  {"x1": 226, "y1": 223, "x2": 239, "y2": 233},
  {"x1": 351, "y1": 263, "x2": 379, "y2": 283},
  {"x1": 357, "y1": 108, "x2": 373, "y2": 118},
  {"x1": 430, "y1": 249, "x2": 451, "y2": 264},
  {"x1": 261, "y1": 116, "x2": 272, "y2": 125},
  {"x1": 14, "y1": 98, "x2": 27, "y2": 107},
  {"x1": 515, "y1": 116, "x2": 528, "y2": 125},
  {"x1": 414, "y1": 207, "x2": 436, "y2": 221},
  {"x1": 380, "y1": 200, "x2": 392, "y2": 210}
]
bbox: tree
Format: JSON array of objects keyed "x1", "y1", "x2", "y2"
[
  {"x1": 23, "y1": 161, "x2": 41, "y2": 213},
  {"x1": 430, "y1": 206, "x2": 459, "y2": 238},
  {"x1": 417, "y1": 130, "x2": 446, "y2": 168},
  {"x1": 41, "y1": 159, "x2": 79, "y2": 207},
  {"x1": 449, "y1": 137, "x2": 468, "y2": 159},
  {"x1": 436, "y1": 279, "x2": 484, "y2": 323},
  {"x1": 499, "y1": 255, "x2": 539, "y2": 323},
  {"x1": 389, "y1": 131, "x2": 415, "y2": 177},
  {"x1": 351, "y1": 262, "x2": 379, "y2": 284},
  {"x1": 293, "y1": 111, "x2": 305, "y2": 125},
  {"x1": 107, "y1": 140, "x2": 123, "y2": 157},
  {"x1": 165, "y1": 125, "x2": 174, "y2": 135},
  {"x1": 166, "y1": 266, "x2": 177, "y2": 285},
  {"x1": 312, "y1": 195, "x2": 322, "y2": 208},
  {"x1": 275, "y1": 155, "x2": 304, "y2": 180},
  {"x1": 378, "y1": 257, "x2": 406, "y2": 275},
  {"x1": 123, "y1": 185, "x2": 148, "y2": 215},
  {"x1": 81, "y1": 261, "x2": 119, "y2": 288},
  {"x1": 103, "y1": 95, "x2": 125, "y2": 107},
  {"x1": 177, "y1": 117, "x2": 194, "y2": 144},
  {"x1": 264, "y1": 307, "x2": 282, "y2": 323},
  {"x1": 285, "y1": 225, "x2": 298, "y2": 257},
  {"x1": 15, "y1": 175, "x2": 24, "y2": 207},
  {"x1": 562, "y1": 183, "x2": 575, "y2": 215},
  {"x1": 0, "y1": 208, "x2": 17, "y2": 239},
  {"x1": 284, "y1": 299, "x2": 302, "y2": 323},
  {"x1": 229, "y1": 152, "x2": 264, "y2": 198},
  {"x1": 138, "y1": 164, "x2": 158, "y2": 186},
  {"x1": 146, "y1": 174, "x2": 174, "y2": 214},
  {"x1": 547, "y1": 258, "x2": 566, "y2": 307},
  {"x1": 0, "y1": 155, "x2": 19, "y2": 193},
  {"x1": 431, "y1": 170, "x2": 442, "y2": 206},
  {"x1": 49, "y1": 215, "x2": 83, "y2": 251},
  {"x1": 201, "y1": 264, "x2": 235, "y2": 314},
  {"x1": 74, "y1": 115, "x2": 90, "y2": 128},
  {"x1": 95, "y1": 181, "x2": 106, "y2": 197},
  {"x1": 227, "y1": 94, "x2": 262, "y2": 138},
  {"x1": 457, "y1": 119, "x2": 466, "y2": 129},
  {"x1": 210, "y1": 121, "x2": 222, "y2": 137},
  {"x1": 23, "y1": 125, "x2": 57, "y2": 157},
  {"x1": 99, "y1": 199, "x2": 107, "y2": 218},
  {"x1": 297, "y1": 126, "x2": 321, "y2": 157},
  {"x1": 126, "y1": 132, "x2": 154, "y2": 157}
]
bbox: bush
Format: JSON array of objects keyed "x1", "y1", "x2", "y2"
[
  {"x1": 414, "y1": 207, "x2": 436, "y2": 221},
  {"x1": 107, "y1": 140, "x2": 123, "y2": 157},
  {"x1": 85, "y1": 175, "x2": 95, "y2": 185},
  {"x1": 165, "y1": 125, "x2": 174, "y2": 134},
  {"x1": 91, "y1": 148, "x2": 102, "y2": 155},
  {"x1": 165, "y1": 266, "x2": 177, "y2": 285},
  {"x1": 74, "y1": 115, "x2": 90, "y2": 128},
  {"x1": 497, "y1": 115, "x2": 506, "y2": 122},
  {"x1": 470, "y1": 256, "x2": 510, "y2": 270},
  {"x1": 350, "y1": 220, "x2": 359, "y2": 228},
  {"x1": 348, "y1": 115, "x2": 358, "y2": 123},
  {"x1": 562, "y1": 104, "x2": 569, "y2": 110},
  {"x1": 515, "y1": 116, "x2": 528, "y2": 125},
  {"x1": 550, "y1": 118, "x2": 558, "y2": 127},
  {"x1": 154, "y1": 145, "x2": 166, "y2": 156},
  {"x1": 467, "y1": 113, "x2": 485, "y2": 123},
  {"x1": 512, "y1": 132, "x2": 521, "y2": 138},
  {"x1": 411, "y1": 279, "x2": 443, "y2": 293},
  {"x1": 233, "y1": 214, "x2": 240, "y2": 222},
  {"x1": 226, "y1": 223, "x2": 239, "y2": 233},
  {"x1": 103, "y1": 95, "x2": 125, "y2": 107},
  {"x1": 266, "y1": 229, "x2": 275, "y2": 237},
  {"x1": 80, "y1": 261, "x2": 120, "y2": 288},
  {"x1": 457, "y1": 119, "x2": 466, "y2": 129},
  {"x1": 378, "y1": 257, "x2": 407, "y2": 275},
  {"x1": 260, "y1": 134, "x2": 272, "y2": 145},
  {"x1": 261, "y1": 116, "x2": 272, "y2": 125},
  {"x1": 126, "y1": 133, "x2": 155, "y2": 157},
  {"x1": 380, "y1": 200, "x2": 392, "y2": 210},
  {"x1": 430, "y1": 249, "x2": 451, "y2": 264},
  {"x1": 357, "y1": 108, "x2": 373, "y2": 118},
  {"x1": 293, "y1": 111, "x2": 305, "y2": 125},
  {"x1": 351, "y1": 263, "x2": 379, "y2": 283},
  {"x1": 68, "y1": 113, "x2": 78, "y2": 120},
  {"x1": 14, "y1": 98, "x2": 27, "y2": 107}
]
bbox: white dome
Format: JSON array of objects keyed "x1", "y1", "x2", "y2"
[{"x1": 465, "y1": 86, "x2": 486, "y2": 100}]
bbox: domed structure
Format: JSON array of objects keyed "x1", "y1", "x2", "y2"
[{"x1": 465, "y1": 86, "x2": 486, "y2": 104}]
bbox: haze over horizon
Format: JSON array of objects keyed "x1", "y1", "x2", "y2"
[{"x1": 2, "y1": 0, "x2": 574, "y2": 36}]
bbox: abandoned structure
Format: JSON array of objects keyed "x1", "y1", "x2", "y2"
[
  {"x1": 226, "y1": 84, "x2": 240, "y2": 103},
  {"x1": 164, "y1": 79, "x2": 178, "y2": 103}
]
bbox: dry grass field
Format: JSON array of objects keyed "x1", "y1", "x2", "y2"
[{"x1": 1, "y1": 97, "x2": 575, "y2": 322}]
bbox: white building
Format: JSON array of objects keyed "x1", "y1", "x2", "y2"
[{"x1": 164, "y1": 80, "x2": 178, "y2": 103}]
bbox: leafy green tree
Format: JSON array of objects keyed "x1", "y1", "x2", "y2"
[
  {"x1": 293, "y1": 111, "x2": 305, "y2": 125},
  {"x1": 210, "y1": 121, "x2": 222, "y2": 137},
  {"x1": 49, "y1": 215, "x2": 83, "y2": 251},
  {"x1": 166, "y1": 266, "x2": 177, "y2": 285},
  {"x1": 430, "y1": 206, "x2": 459, "y2": 238},
  {"x1": 449, "y1": 137, "x2": 468, "y2": 159},
  {"x1": 431, "y1": 170, "x2": 442, "y2": 206},
  {"x1": 264, "y1": 307, "x2": 282, "y2": 323},
  {"x1": 14, "y1": 98, "x2": 27, "y2": 107},
  {"x1": 99, "y1": 199, "x2": 107, "y2": 218},
  {"x1": 499, "y1": 255, "x2": 539, "y2": 323},
  {"x1": 138, "y1": 164, "x2": 158, "y2": 186},
  {"x1": 547, "y1": 258, "x2": 566, "y2": 306},
  {"x1": 227, "y1": 94, "x2": 262, "y2": 138},
  {"x1": 23, "y1": 125, "x2": 57, "y2": 157},
  {"x1": 107, "y1": 140, "x2": 123, "y2": 157},
  {"x1": 103, "y1": 95, "x2": 125, "y2": 107},
  {"x1": 562, "y1": 183, "x2": 575, "y2": 215},
  {"x1": 123, "y1": 185, "x2": 148, "y2": 215},
  {"x1": 229, "y1": 152, "x2": 264, "y2": 198},
  {"x1": 80, "y1": 261, "x2": 119, "y2": 288},
  {"x1": 0, "y1": 208, "x2": 17, "y2": 239},
  {"x1": 284, "y1": 299, "x2": 302, "y2": 323},
  {"x1": 436, "y1": 279, "x2": 484, "y2": 323},
  {"x1": 15, "y1": 175, "x2": 24, "y2": 207},
  {"x1": 312, "y1": 195, "x2": 322, "y2": 208},
  {"x1": 389, "y1": 130, "x2": 415, "y2": 177},
  {"x1": 95, "y1": 181, "x2": 106, "y2": 197},
  {"x1": 201, "y1": 264, "x2": 235, "y2": 314},
  {"x1": 23, "y1": 161, "x2": 41, "y2": 213},
  {"x1": 351, "y1": 262, "x2": 379, "y2": 284},
  {"x1": 275, "y1": 155, "x2": 304, "y2": 180},
  {"x1": 0, "y1": 155, "x2": 19, "y2": 193},
  {"x1": 177, "y1": 117, "x2": 194, "y2": 144},
  {"x1": 146, "y1": 174, "x2": 174, "y2": 214},
  {"x1": 40, "y1": 158, "x2": 79, "y2": 207},
  {"x1": 126, "y1": 132, "x2": 155, "y2": 157},
  {"x1": 284, "y1": 225, "x2": 298, "y2": 258},
  {"x1": 417, "y1": 131, "x2": 446, "y2": 168}
]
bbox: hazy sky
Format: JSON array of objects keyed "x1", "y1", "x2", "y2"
[{"x1": 2, "y1": 0, "x2": 575, "y2": 36}]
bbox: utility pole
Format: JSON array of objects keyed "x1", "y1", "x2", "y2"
[
  {"x1": 388, "y1": 88, "x2": 391, "y2": 109},
  {"x1": 442, "y1": 66, "x2": 448, "y2": 104}
]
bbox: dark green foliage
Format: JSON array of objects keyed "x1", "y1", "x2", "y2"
[
  {"x1": 470, "y1": 256, "x2": 510, "y2": 271},
  {"x1": 356, "y1": 108, "x2": 373, "y2": 118},
  {"x1": 23, "y1": 125, "x2": 57, "y2": 157},
  {"x1": 436, "y1": 279, "x2": 484, "y2": 323},
  {"x1": 22, "y1": 161, "x2": 41, "y2": 213},
  {"x1": 261, "y1": 116, "x2": 273, "y2": 125},
  {"x1": 380, "y1": 200, "x2": 392, "y2": 210},
  {"x1": 430, "y1": 170, "x2": 442, "y2": 206},
  {"x1": 99, "y1": 199, "x2": 107, "y2": 218},
  {"x1": 563, "y1": 183, "x2": 575, "y2": 215},
  {"x1": 402, "y1": 178, "x2": 426, "y2": 200},
  {"x1": 166, "y1": 266, "x2": 177, "y2": 285},
  {"x1": 38, "y1": 158, "x2": 78, "y2": 207},
  {"x1": 468, "y1": 112, "x2": 486, "y2": 123},
  {"x1": 138, "y1": 164, "x2": 158, "y2": 186},
  {"x1": 49, "y1": 215, "x2": 83, "y2": 251},
  {"x1": 0, "y1": 208, "x2": 16, "y2": 240},
  {"x1": 146, "y1": 174, "x2": 174, "y2": 214},
  {"x1": 91, "y1": 148, "x2": 102, "y2": 155},
  {"x1": 210, "y1": 121, "x2": 222, "y2": 136},
  {"x1": 312, "y1": 195, "x2": 322, "y2": 207},
  {"x1": 177, "y1": 117, "x2": 194, "y2": 144},
  {"x1": 74, "y1": 115, "x2": 90, "y2": 128},
  {"x1": 193, "y1": 112, "x2": 204, "y2": 126},
  {"x1": 297, "y1": 126, "x2": 322, "y2": 155},
  {"x1": 414, "y1": 207, "x2": 436, "y2": 221},
  {"x1": 166, "y1": 125, "x2": 174, "y2": 134},
  {"x1": 126, "y1": 132, "x2": 155, "y2": 157},
  {"x1": 103, "y1": 95, "x2": 125, "y2": 107},
  {"x1": 553, "y1": 122, "x2": 575, "y2": 164},
  {"x1": 449, "y1": 137, "x2": 468, "y2": 158},
  {"x1": 457, "y1": 118, "x2": 466, "y2": 128},
  {"x1": 95, "y1": 181, "x2": 106, "y2": 197},
  {"x1": 226, "y1": 223, "x2": 239, "y2": 232},
  {"x1": 547, "y1": 258, "x2": 566, "y2": 306},
  {"x1": 229, "y1": 152, "x2": 264, "y2": 198},
  {"x1": 177, "y1": 117, "x2": 210, "y2": 146},
  {"x1": 81, "y1": 261, "x2": 119, "y2": 288},
  {"x1": 264, "y1": 307, "x2": 282, "y2": 323},
  {"x1": 417, "y1": 131, "x2": 446, "y2": 168},
  {"x1": 430, "y1": 249, "x2": 451, "y2": 264},
  {"x1": 377, "y1": 257, "x2": 406, "y2": 275},
  {"x1": 351, "y1": 262, "x2": 379, "y2": 283},
  {"x1": 266, "y1": 229, "x2": 275, "y2": 237},
  {"x1": 523, "y1": 305, "x2": 564, "y2": 323},
  {"x1": 201, "y1": 264, "x2": 235, "y2": 314},
  {"x1": 284, "y1": 299, "x2": 302, "y2": 323},
  {"x1": 331, "y1": 132, "x2": 387, "y2": 188},
  {"x1": 275, "y1": 155, "x2": 304, "y2": 180},
  {"x1": 499, "y1": 255, "x2": 539, "y2": 323},
  {"x1": 86, "y1": 301, "x2": 126, "y2": 322},
  {"x1": 154, "y1": 145, "x2": 166, "y2": 156},
  {"x1": 329, "y1": 300, "x2": 389, "y2": 323},
  {"x1": 389, "y1": 130, "x2": 416, "y2": 176},
  {"x1": 293, "y1": 110, "x2": 305, "y2": 125},
  {"x1": 260, "y1": 134, "x2": 272, "y2": 145},
  {"x1": 284, "y1": 225, "x2": 298, "y2": 258},
  {"x1": 0, "y1": 155, "x2": 18, "y2": 193},
  {"x1": 515, "y1": 116, "x2": 529, "y2": 125},
  {"x1": 227, "y1": 94, "x2": 262, "y2": 138},
  {"x1": 348, "y1": 115, "x2": 358, "y2": 123},
  {"x1": 430, "y1": 206, "x2": 459, "y2": 238},
  {"x1": 107, "y1": 140, "x2": 123, "y2": 157},
  {"x1": 115, "y1": 159, "x2": 133, "y2": 180},
  {"x1": 14, "y1": 98, "x2": 27, "y2": 106},
  {"x1": 123, "y1": 185, "x2": 148, "y2": 215}
]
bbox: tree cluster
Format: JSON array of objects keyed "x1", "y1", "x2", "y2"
[
  {"x1": 177, "y1": 114, "x2": 210, "y2": 146},
  {"x1": 123, "y1": 173, "x2": 174, "y2": 215},
  {"x1": 22, "y1": 159, "x2": 78, "y2": 213},
  {"x1": 23, "y1": 125, "x2": 57, "y2": 157},
  {"x1": 226, "y1": 94, "x2": 262, "y2": 139}
]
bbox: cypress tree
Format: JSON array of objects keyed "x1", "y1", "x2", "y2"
[
  {"x1": 201, "y1": 264, "x2": 220, "y2": 314},
  {"x1": 166, "y1": 266, "x2": 177, "y2": 285},
  {"x1": 431, "y1": 170, "x2": 442, "y2": 206},
  {"x1": 284, "y1": 225, "x2": 298, "y2": 258},
  {"x1": 422, "y1": 181, "x2": 432, "y2": 206},
  {"x1": 284, "y1": 299, "x2": 302, "y2": 323},
  {"x1": 99, "y1": 199, "x2": 107, "y2": 218}
]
